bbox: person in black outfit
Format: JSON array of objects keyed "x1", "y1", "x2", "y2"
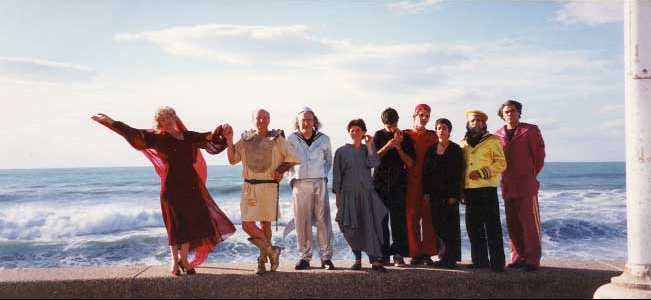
[
  {"x1": 423, "y1": 118, "x2": 463, "y2": 269},
  {"x1": 373, "y1": 108, "x2": 416, "y2": 267}
]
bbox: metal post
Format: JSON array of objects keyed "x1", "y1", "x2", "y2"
[{"x1": 595, "y1": 0, "x2": 651, "y2": 298}]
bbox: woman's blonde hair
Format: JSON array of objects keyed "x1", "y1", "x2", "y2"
[{"x1": 154, "y1": 106, "x2": 179, "y2": 132}]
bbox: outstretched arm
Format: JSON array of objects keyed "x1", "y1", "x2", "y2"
[{"x1": 91, "y1": 113, "x2": 155, "y2": 150}]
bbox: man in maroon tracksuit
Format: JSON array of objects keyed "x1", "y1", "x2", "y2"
[{"x1": 495, "y1": 100, "x2": 546, "y2": 273}]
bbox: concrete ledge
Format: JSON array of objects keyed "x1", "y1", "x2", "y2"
[{"x1": 0, "y1": 261, "x2": 624, "y2": 299}]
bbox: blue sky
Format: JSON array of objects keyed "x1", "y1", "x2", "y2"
[{"x1": 0, "y1": 0, "x2": 625, "y2": 168}]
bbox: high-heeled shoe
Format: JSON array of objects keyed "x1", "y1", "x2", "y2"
[
  {"x1": 178, "y1": 259, "x2": 197, "y2": 275},
  {"x1": 171, "y1": 269, "x2": 182, "y2": 277}
]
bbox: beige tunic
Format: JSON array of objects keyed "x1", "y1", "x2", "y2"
[{"x1": 232, "y1": 131, "x2": 301, "y2": 222}]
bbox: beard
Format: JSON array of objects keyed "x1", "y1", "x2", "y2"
[
  {"x1": 468, "y1": 126, "x2": 485, "y2": 138},
  {"x1": 465, "y1": 126, "x2": 487, "y2": 147}
]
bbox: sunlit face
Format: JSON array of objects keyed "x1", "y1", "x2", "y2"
[
  {"x1": 414, "y1": 110, "x2": 431, "y2": 129},
  {"x1": 502, "y1": 105, "x2": 521, "y2": 124},
  {"x1": 436, "y1": 123, "x2": 450, "y2": 141},
  {"x1": 384, "y1": 122, "x2": 399, "y2": 133},
  {"x1": 298, "y1": 111, "x2": 315, "y2": 134},
  {"x1": 349, "y1": 126, "x2": 366, "y2": 143},
  {"x1": 468, "y1": 115, "x2": 486, "y2": 132},
  {"x1": 158, "y1": 113, "x2": 179, "y2": 133},
  {"x1": 254, "y1": 110, "x2": 271, "y2": 132}
]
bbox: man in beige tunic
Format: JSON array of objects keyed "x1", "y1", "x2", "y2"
[{"x1": 224, "y1": 109, "x2": 301, "y2": 275}]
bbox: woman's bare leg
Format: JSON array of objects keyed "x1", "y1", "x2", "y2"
[
  {"x1": 170, "y1": 245, "x2": 180, "y2": 273},
  {"x1": 180, "y1": 243, "x2": 191, "y2": 269}
]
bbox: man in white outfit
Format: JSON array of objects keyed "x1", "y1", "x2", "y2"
[{"x1": 287, "y1": 107, "x2": 335, "y2": 270}]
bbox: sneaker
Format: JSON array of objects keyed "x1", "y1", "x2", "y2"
[
  {"x1": 295, "y1": 259, "x2": 310, "y2": 270},
  {"x1": 423, "y1": 256, "x2": 436, "y2": 266},
  {"x1": 394, "y1": 255, "x2": 407, "y2": 267}
]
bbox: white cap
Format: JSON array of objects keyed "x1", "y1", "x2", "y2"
[{"x1": 299, "y1": 107, "x2": 314, "y2": 114}]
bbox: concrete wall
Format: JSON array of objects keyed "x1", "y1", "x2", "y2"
[{"x1": 0, "y1": 260, "x2": 624, "y2": 299}]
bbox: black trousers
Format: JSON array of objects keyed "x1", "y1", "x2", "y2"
[
  {"x1": 431, "y1": 197, "x2": 462, "y2": 263},
  {"x1": 465, "y1": 187, "x2": 505, "y2": 270},
  {"x1": 376, "y1": 188, "x2": 410, "y2": 258}
]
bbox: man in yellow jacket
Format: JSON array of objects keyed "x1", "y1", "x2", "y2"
[{"x1": 461, "y1": 110, "x2": 507, "y2": 273}]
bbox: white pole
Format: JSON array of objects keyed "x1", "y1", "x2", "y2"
[{"x1": 595, "y1": 0, "x2": 651, "y2": 298}]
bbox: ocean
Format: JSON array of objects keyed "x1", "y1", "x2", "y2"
[{"x1": 0, "y1": 162, "x2": 626, "y2": 269}]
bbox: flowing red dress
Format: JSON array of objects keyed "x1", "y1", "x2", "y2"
[{"x1": 104, "y1": 120, "x2": 236, "y2": 268}]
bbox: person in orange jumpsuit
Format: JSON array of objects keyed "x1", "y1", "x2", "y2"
[{"x1": 404, "y1": 104, "x2": 439, "y2": 265}]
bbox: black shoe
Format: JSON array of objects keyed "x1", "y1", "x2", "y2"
[
  {"x1": 443, "y1": 263, "x2": 458, "y2": 270},
  {"x1": 351, "y1": 263, "x2": 363, "y2": 271},
  {"x1": 372, "y1": 265, "x2": 388, "y2": 273},
  {"x1": 295, "y1": 259, "x2": 310, "y2": 270},
  {"x1": 466, "y1": 263, "x2": 489, "y2": 270},
  {"x1": 507, "y1": 261, "x2": 526, "y2": 269},
  {"x1": 523, "y1": 264, "x2": 539, "y2": 273},
  {"x1": 321, "y1": 260, "x2": 336, "y2": 270},
  {"x1": 491, "y1": 264, "x2": 506, "y2": 273},
  {"x1": 423, "y1": 257, "x2": 435, "y2": 266},
  {"x1": 379, "y1": 257, "x2": 393, "y2": 267},
  {"x1": 410, "y1": 257, "x2": 424, "y2": 266},
  {"x1": 432, "y1": 260, "x2": 448, "y2": 268}
]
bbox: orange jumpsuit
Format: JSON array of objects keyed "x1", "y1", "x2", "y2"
[{"x1": 404, "y1": 129, "x2": 439, "y2": 258}]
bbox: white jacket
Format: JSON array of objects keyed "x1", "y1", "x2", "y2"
[{"x1": 287, "y1": 131, "x2": 333, "y2": 183}]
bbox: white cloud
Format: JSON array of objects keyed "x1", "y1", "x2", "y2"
[
  {"x1": 0, "y1": 57, "x2": 96, "y2": 84},
  {"x1": 556, "y1": 0, "x2": 624, "y2": 25},
  {"x1": 115, "y1": 23, "x2": 621, "y2": 99},
  {"x1": 387, "y1": 0, "x2": 444, "y2": 14},
  {"x1": 115, "y1": 24, "x2": 332, "y2": 64}
]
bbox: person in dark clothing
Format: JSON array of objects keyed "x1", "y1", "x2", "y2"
[
  {"x1": 423, "y1": 118, "x2": 463, "y2": 269},
  {"x1": 373, "y1": 108, "x2": 416, "y2": 267}
]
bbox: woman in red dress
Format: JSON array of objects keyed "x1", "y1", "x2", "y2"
[{"x1": 92, "y1": 107, "x2": 236, "y2": 276}]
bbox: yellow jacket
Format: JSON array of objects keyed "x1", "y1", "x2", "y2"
[{"x1": 460, "y1": 133, "x2": 507, "y2": 189}]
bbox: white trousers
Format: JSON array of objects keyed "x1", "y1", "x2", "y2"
[{"x1": 292, "y1": 179, "x2": 334, "y2": 261}]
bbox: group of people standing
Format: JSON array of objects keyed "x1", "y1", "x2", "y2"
[{"x1": 91, "y1": 99, "x2": 545, "y2": 276}]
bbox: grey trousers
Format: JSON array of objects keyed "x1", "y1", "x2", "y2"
[{"x1": 292, "y1": 179, "x2": 334, "y2": 261}]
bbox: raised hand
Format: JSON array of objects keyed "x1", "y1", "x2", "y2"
[
  {"x1": 91, "y1": 114, "x2": 114, "y2": 126},
  {"x1": 364, "y1": 135, "x2": 374, "y2": 146},
  {"x1": 223, "y1": 124, "x2": 234, "y2": 144}
]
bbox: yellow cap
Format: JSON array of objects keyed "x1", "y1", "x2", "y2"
[{"x1": 466, "y1": 110, "x2": 489, "y2": 122}]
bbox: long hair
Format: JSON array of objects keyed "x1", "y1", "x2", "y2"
[
  {"x1": 294, "y1": 111, "x2": 322, "y2": 131},
  {"x1": 154, "y1": 106, "x2": 180, "y2": 133}
]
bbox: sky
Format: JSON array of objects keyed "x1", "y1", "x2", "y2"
[{"x1": 0, "y1": 0, "x2": 626, "y2": 169}]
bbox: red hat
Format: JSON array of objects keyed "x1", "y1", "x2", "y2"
[{"x1": 415, "y1": 104, "x2": 431, "y2": 113}]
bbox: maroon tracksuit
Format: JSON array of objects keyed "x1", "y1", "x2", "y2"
[{"x1": 495, "y1": 123, "x2": 546, "y2": 266}]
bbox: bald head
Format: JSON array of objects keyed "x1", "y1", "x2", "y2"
[{"x1": 253, "y1": 109, "x2": 271, "y2": 134}]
